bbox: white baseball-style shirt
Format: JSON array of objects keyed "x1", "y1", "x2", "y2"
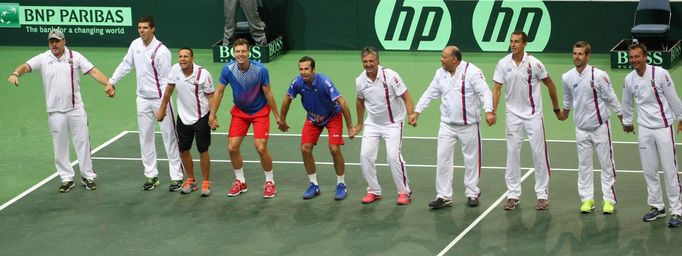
[
  {"x1": 167, "y1": 63, "x2": 215, "y2": 125},
  {"x1": 110, "y1": 36, "x2": 171, "y2": 99},
  {"x1": 622, "y1": 64, "x2": 682, "y2": 129},
  {"x1": 414, "y1": 61, "x2": 493, "y2": 125},
  {"x1": 493, "y1": 52, "x2": 549, "y2": 119},
  {"x1": 26, "y1": 47, "x2": 94, "y2": 113},
  {"x1": 562, "y1": 65, "x2": 622, "y2": 131},
  {"x1": 356, "y1": 66, "x2": 408, "y2": 125}
]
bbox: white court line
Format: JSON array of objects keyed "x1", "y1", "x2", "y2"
[
  {"x1": 126, "y1": 130, "x2": 680, "y2": 145},
  {"x1": 0, "y1": 131, "x2": 129, "y2": 212},
  {"x1": 437, "y1": 169, "x2": 536, "y2": 256},
  {"x1": 90, "y1": 156, "x2": 660, "y2": 174}
]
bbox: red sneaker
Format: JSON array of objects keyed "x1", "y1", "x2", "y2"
[
  {"x1": 397, "y1": 193, "x2": 411, "y2": 205},
  {"x1": 263, "y1": 181, "x2": 276, "y2": 199},
  {"x1": 227, "y1": 180, "x2": 248, "y2": 197},
  {"x1": 361, "y1": 193, "x2": 382, "y2": 204}
]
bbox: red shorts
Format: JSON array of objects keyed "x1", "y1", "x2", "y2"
[
  {"x1": 229, "y1": 105, "x2": 270, "y2": 139},
  {"x1": 301, "y1": 112, "x2": 345, "y2": 145}
]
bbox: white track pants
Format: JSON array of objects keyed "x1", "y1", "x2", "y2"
[
  {"x1": 360, "y1": 121, "x2": 410, "y2": 195},
  {"x1": 575, "y1": 121, "x2": 617, "y2": 204},
  {"x1": 136, "y1": 97, "x2": 184, "y2": 180},
  {"x1": 435, "y1": 122, "x2": 481, "y2": 200},
  {"x1": 639, "y1": 126, "x2": 682, "y2": 215},
  {"x1": 504, "y1": 113, "x2": 551, "y2": 200},
  {"x1": 47, "y1": 106, "x2": 96, "y2": 182}
]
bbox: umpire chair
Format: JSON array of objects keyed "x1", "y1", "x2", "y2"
[{"x1": 631, "y1": 0, "x2": 672, "y2": 50}]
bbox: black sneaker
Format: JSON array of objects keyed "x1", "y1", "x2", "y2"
[
  {"x1": 429, "y1": 197, "x2": 453, "y2": 209},
  {"x1": 142, "y1": 177, "x2": 160, "y2": 191},
  {"x1": 58, "y1": 181, "x2": 75, "y2": 193},
  {"x1": 467, "y1": 197, "x2": 480, "y2": 207},
  {"x1": 81, "y1": 177, "x2": 97, "y2": 190},
  {"x1": 168, "y1": 180, "x2": 183, "y2": 192},
  {"x1": 643, "y1": 207, "x2": 666, "y2": 222}
]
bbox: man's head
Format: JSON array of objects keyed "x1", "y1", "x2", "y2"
[
  {"x1": 441, "y1": 45, "x2": 462, "y2": 72},
  {"x1": 178, "y1": 47, "x2": 194, "y2": 71},
  {"x1": 233, "y1": 38, "x2": 250, "y2": 65},
  {"x1": 298, "y1": 56, "x2": 316, "y2": 84},
  {"x1": 361, "y1": 46, "x2": 380, "y2": 76},
  {"x1": 47, "y1": 29, "x2": 66, "y2": 57},
  {"x1": 509, "y1": 30, "x2": 528, "y2": 55},
  {"x1": 137, "y1": 15, "x2": 156, "y2": 42},
  {"x1": 628, "y1": 43, "x2": 648, "y2": 73},
  {"x1": 572, "y1": 41, "x2": 591, "y2": 69}
]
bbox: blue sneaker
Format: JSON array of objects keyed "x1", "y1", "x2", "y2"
[
  {"x1": 643, "y1": 207, "x2": 666, "y2": 222},
  {"x1": 669, "y1": 214, "x2": 681, "y2": 228},
  {"x1": 302, "y1": 183, "x2": 320, "y2": 200},
  {"x1": 335, "y1": 183, "x2": 347, "y2": 201}
]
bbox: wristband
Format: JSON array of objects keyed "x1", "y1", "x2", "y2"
[{"x1": 553, "y1": 108, "x2": 560, "y2": 113}]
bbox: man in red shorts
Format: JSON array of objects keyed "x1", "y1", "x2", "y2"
[
  {"x1": 278, "y1": 56, "x2": 355, "y2": 200},
  {"x1": 209, "y1": 38, "x2": 281, "y2": 198}
]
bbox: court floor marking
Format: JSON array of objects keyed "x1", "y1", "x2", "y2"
[
  {"x1": 437, "y1": 169, "x2": 535, "y2": 256},
  {"x1": 89, "y1": 157, "x2": 657, "y2": 174},
  {"x1": 130, "y1": 130, "x2": 681, "y2": 145},
  {"x1": 0, "y1": 131, "x2": 129, "y2": 212}
]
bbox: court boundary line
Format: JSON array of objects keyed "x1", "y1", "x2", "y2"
[
  {"x1": 90, "y1": 156, "x2": 659, "y2": 174},
  {"x1": 0, "y1": 131, "x2": 129, "y2": 212},
  {"x1": 437, "y1": 169, "x2": 536, "y2": 256},
  {"x1": 127, "y1": 130, "x2": 678, "y2": 145}
]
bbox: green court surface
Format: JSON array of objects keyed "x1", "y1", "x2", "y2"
[{"x1": 1, "y1": 46, "x2": 682, "y2": 255}]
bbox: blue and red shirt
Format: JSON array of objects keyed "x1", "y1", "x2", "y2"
[
  {"x1": 288, "y1": 73, "x2": 341, "y2": 127},
  {"x1": 219, "y1": 60, "x2": 270, "y2": 115}
]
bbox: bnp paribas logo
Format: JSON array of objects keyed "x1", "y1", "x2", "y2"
[{"x1": 0, "y1": 3, "x2": 20, "y2": 28}]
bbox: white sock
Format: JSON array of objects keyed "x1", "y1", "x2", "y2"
[
  {"x1": 234, "y1": 168, "x2": 245, "y2": 183},
  {"x1": 308, "y1": 173, "x2": 318, "y2": 185},
  {"x1": 264, "y1": 170, "x2": 274, "y2": 183},
  {"x1": 337, "y1": 175, "x2": 345, "y2": 185}
]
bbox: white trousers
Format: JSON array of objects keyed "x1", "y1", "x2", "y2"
[
  {"x1": 435, "y1": 122, "x2": 481, "y2": 200},
  {"x1": 360, "y1": 121, "x2": 411, "y2": 195},
  {"x1": 136, "y1": 97, "x2": 184, "y2": 180},
  {"x1": 575, "y1": 121, "x2": 617, "y2": 204},
  {"x1": 639, "y1": 126, "x2": 682, "y2": 215},
  {"x1": 505, "y1": 113, "x2": 551, "y2": 200},
  {"x1": 47, "y1": 106, "x2": 96, "y2": 182}
]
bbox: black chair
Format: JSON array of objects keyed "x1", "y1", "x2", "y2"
[{"x1": 631, "y1": 0, "x2": 671, "y2": 50}]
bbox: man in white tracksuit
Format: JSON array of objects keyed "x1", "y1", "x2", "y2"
[
  {"x1": 110, "y1": 15, "x2": 184, "y2": 191},
  {"x1": 492, "y1": 31, "x2": 563, "y2": 211},
  {"x1": 410, "y1": 46, "x2": 495, "y2": 209},
  {"x1": 8, "y1": 29, "x2": 114, "y2": 192},
  {"x1": 622, "y1": 43, "x2": 682, "y2": 228},
  {"x1": 354, "y1": 47, "x2": 415, "y2": 205},
  {"x1": 559, "y1": 41, "x2": 622, "y2": 214}
]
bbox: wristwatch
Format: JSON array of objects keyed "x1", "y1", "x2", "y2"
[{"x1": 553, "y1": 108, "x2": 560, "y2": 113}]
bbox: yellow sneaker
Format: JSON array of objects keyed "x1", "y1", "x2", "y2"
[
  {"x1": 603, "y1": 201, "x2": 615, "y2": 214},
  {"x1": 580, "y1": 199, "x2": 595, "y2": 213}
]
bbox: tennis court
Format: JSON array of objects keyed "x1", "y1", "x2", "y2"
[{"x1": 1, "y1": 47, "x2": 681, "y2": 255}]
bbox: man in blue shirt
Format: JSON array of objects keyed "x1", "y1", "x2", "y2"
[{"x1": 279, "y1": 56, "x2": 355, "y2": 200}]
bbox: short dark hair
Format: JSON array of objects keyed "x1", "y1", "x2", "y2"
[
  {"x1": 298, "y1": 56, "x2": 316, "y2": 69},
  {"x1": 573, "y1": 41, "x2": 592, "y2": 55},
  {"x1": 233, "y1": 38, "x2": 249, "y2": 48},
  {"x1": 511, "y1": 30, "x2": 527, "y2": 43},
  {"x1": 138, "y1": 15, "x2": 155, "y2": 28},
  {"x1": 178, "y1": 47, "x2": 193, "y2": 57},
  {"x1": 628, "y1": 43, "x2": 648, "y2": 56},
  {"x1": 361, "y1": 46, "x2": 379, "y2": 60}
]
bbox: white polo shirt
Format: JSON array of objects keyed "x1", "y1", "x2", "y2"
[
  {"x1": 562, "y1": 65, "x2": 622, "y2": 131},
  {"x1": 355, "y1": 66, "x2": 408, "y2": 125},
  {"x1": 493, "y1": 52, "x2": 548, "y2": 119},
  {"x1": 622, "y1": 64, "x2": 682, "y2": 129},
  {"x1": 26, "y1": 47, "x2": 94, "y2": 113},
  {"x1": 167, "y1": 63, "x2": 215, "y2": 125},
  {"x1": 110, "y1": 36, "x2": 171, "y2": 99},
  {"x1": 414, "y1": 61, "x2": 493, "y2": 125}
]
